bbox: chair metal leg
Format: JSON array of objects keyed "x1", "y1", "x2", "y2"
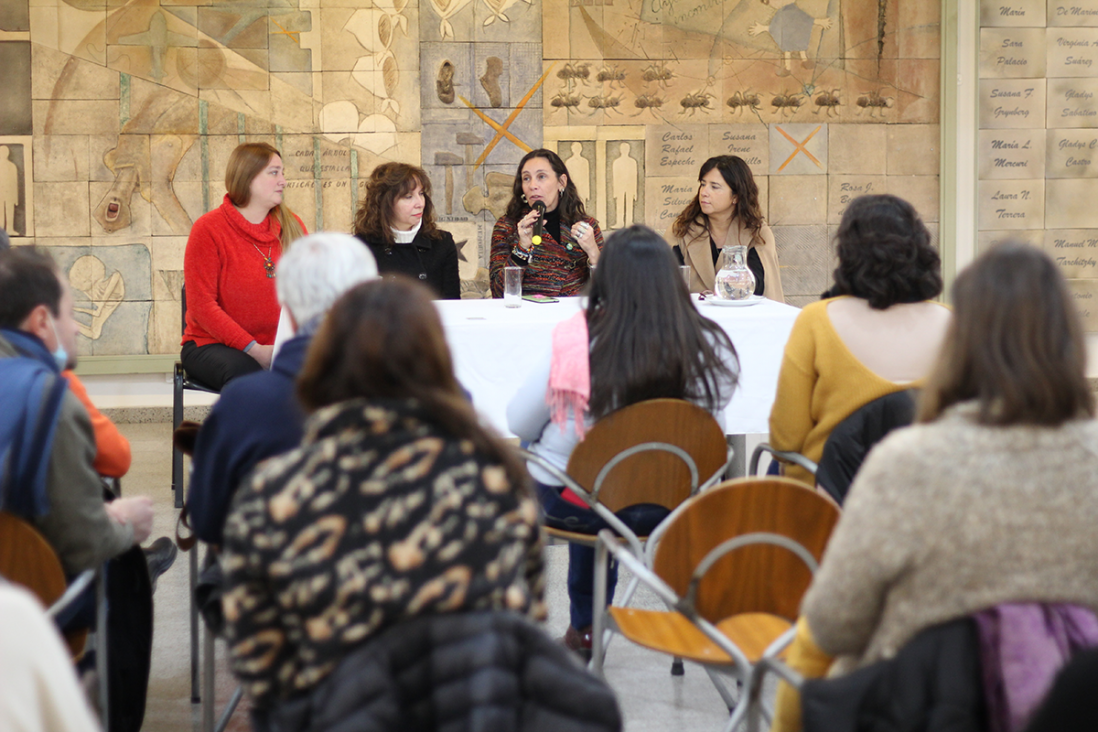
[
  {"x1": 726, "y1": 434, "x2": 746, "y2": 479},
  {"x1": 190, "y1": 544, "x2": 200, "y2": 703},
  {"x1": 203, "y1": 615, "x2": 215, "y2": 732},
  {"x1": 671, "y1": 657, "x2": 685, "y2": 676},
  {"x1": 215, "y1": 686, "x2": 244, "y2": 732},
  {"x1": 173, "y1": 363, "x2": 184, "y2": 509},
  {"x1": 96, "y1": 567, "x2": 109, "y2": 731},
  {"x1": 705, "y1": 666, "x2": 741, "y2": 713},
  {"x1": 591, "y1": 539, "x2": 609, "y2": 677}
]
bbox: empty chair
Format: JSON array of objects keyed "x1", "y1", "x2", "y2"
[{"x1": 592, "y1": 477, "x2": 840, "y2": 731}]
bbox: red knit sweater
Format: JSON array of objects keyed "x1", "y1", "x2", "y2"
[{"x1": 182, "y1": 196, "x2": 306, "y2": 349}]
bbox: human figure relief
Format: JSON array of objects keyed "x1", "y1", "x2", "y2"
[
  {"x1": 611, "y1": 142, "x2": 638, "y2": 228},
  {"x1": 69, "y1": 255, "x2": 125, "y2": 340},
  {"x1": 748, "y1": 0, "x2": 832, "y2": 77},
  {"x1": 0, "y1": 146, "x2": 19, "y2": 233},
  {"x1": 564, "y1": 142, "x2": 591, "y2": 210}
]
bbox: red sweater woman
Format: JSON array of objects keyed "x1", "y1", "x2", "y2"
[{"x1": 182, "y1": 142, "x2": 305, "y2": 390}]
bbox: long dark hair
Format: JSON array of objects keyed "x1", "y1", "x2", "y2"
[
  {"x1": 353, "y1": 162, "x2": 440, "y2": 249},
  {"x1": 503, "y1": 149, "x2": 589, "y2": 224},
  {"x1": 297, "y1": 277, "x2": 528, "y2": 489},
  {"x1": 832, "y1": 194, "x2": 942, "y2": 309},
  {"x1": 918, "y1": 241, "x2": 1094, "y2": 426},
  {"x1": 671, "y1": 156, "x2": 763, "y2": 244},
  {"x1": 586, "y1": 225, "x2": 738, "y2": 419}
]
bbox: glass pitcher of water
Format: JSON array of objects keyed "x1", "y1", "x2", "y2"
[{"x1": 713, "y1": 244, "x2": 756, "y2": 300}]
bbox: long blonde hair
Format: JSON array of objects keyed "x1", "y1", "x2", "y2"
[{"x1": 225, "y1": 142, "x2": 305, "y2": 251}]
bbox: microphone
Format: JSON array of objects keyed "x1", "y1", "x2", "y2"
[{"x1": 531, "y1": 201, "x2": 546, "y2": 245}]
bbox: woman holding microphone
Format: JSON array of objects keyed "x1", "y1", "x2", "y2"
[{"x1": 489, "y1": 149, "x2": 604, "y2": 298}]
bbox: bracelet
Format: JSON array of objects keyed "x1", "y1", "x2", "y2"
[{"x1": 511, "y1": 246, "x2": 531, "y2": 265}]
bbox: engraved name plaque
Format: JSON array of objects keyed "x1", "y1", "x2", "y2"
[
  {"x1": 980, "y1": 79, "x2": 1046, "y2": 128},
  {"x1": 980, "y1": 28, "x2": 1047, "y2": 78}
]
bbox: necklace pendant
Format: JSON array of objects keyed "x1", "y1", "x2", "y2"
[
  {"x1": 566, "y1": 243, "x2": 574, "y2": 251},
  {"x1": 264, "y1": 259, "x2": 275, "y2": 278}
]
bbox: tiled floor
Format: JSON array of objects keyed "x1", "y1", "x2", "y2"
[{"x1": 123, "y1": 421, "x2": 758, "y2": 732}]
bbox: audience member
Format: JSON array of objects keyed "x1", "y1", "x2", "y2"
[
  {"x1": 489, "y1": 148, "x2": 603, "y2": 298},
  {"x1": 768, "y1": 194, "x2": 950, "y2": 484},
  {"x1": 0, "y1": 247, "x2": 155, "y2": 575},
  {"x1": 182, "y1": 142, "x2": 306, "y2": 390},
  {"x1": 507, "y1": 225, "x2": 738, "y2": 655},
  {"x1": 0, "y1": 582, "x2": 101, "y2": 732},
  {"x1": 221, "y1": 277, "x2": 545, "y2": 711},
  {"x1": 776, "y1": 242, "x2": 1098, "y2": 731},
  {"x1": 61, "y1": 372, "x2": 131, "y2": 479},
  {"x1": 187, "y1": 233, "x2": 378, "y2": 546},
  {"x1": 353, "y1": 162, "x2": 459, "y2": 299},
  {"x1": 668, "y1": 155, "x2": 784, "y2": 300}
]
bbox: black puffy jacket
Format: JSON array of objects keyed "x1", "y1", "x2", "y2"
[
  {"x1": 802, "y1": 619, "x2": 985, "y2": 732},
  {"x1": 257, "y1": 611, "x2": 622, "y2": 732}
]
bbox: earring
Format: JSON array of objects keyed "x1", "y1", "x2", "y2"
[{"x1": 522, "y1": 194, "x2": 528, "y2": 203}]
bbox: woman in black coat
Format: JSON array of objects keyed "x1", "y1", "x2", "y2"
[{"x1": 352, "y1": 162, "x2": 460, "y2": 299}]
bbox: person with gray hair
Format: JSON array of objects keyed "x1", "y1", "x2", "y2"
[{"x1": 186, "y1": 233, "x2": 378, "y2": 545}]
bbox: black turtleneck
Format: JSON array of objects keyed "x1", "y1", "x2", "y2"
[{"x1": 544, "y1": 206, "x2": 562, "y2": 244}]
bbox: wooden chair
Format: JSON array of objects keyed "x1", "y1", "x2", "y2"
[
  {"x1": 521, "y1": 398, "x2": 732, "y2": 558},
  {"x1": 0, "y1": 510, "x2": 109, "y2": 728},
  {"x1": 591, "y1": 477, "x2": 840, "y2": 732}
]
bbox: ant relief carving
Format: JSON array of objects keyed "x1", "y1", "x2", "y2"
[
  {"x1": 642, "y1": 62, "x2": 674, "y2": 88},
  {"x1": 856, "y1": 91, "x2": 894, "y2": 117},
  {"x1": 551, "y1": 90, "x2": 583, "y2": 109},
  {"x1": 588, "y1": 94, "x2": 623, "y2": 113},
  {"x1": 726, "y1": 90, "x2": 762, "y2": 115},
  {"x1": 557, "y1": 62, "x2": 592, "y2": 89},
  {"x1": 813, "y1": 89, "x2": 840, "y2": 116},
  {"x1": 771, "y1": 92, "x2": 805, "y2": 115},
  {"x1": 596, "y1": 65, "x2": 627, "y2": 89},
  {"x1": 680, "y1": 90, "x2": 715, "y2": 115},
  {"x1": 633, "y1": 93, "x2": 666, "y2": 115}
]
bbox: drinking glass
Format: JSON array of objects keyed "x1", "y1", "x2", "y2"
[{"x1": 504, "y1": 266, "x2": 523, "y2": 307}]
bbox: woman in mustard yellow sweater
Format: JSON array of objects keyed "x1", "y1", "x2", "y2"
[{"x1": 768, "y1": 195, "x2": 950, "y2": 485}]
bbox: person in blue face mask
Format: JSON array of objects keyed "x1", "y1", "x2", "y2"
[{"x1": 0, "y1": 247, "x2": 156, "y2": 575}]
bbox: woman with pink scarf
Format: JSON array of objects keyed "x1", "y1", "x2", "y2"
[{"x1": 507, "y1": 225, "x2": 739, "y2": 656}]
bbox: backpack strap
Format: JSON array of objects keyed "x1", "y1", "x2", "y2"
[{"x1": 0, "y1": 359, "x2": 68, "y2": 518}]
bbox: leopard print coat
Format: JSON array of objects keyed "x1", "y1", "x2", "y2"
[{"x1": 221, "y1": 397, "x2": 546, "y2": 708}]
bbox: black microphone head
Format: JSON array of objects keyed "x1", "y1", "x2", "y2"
[{"x1": 533, "y1": 200, "x2": 546, "y2": 215}]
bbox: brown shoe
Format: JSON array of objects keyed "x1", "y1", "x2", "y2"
[{"x1": 562, "y1": 625, "x2": 593, "y2": 661}]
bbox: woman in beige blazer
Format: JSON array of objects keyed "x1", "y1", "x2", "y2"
[{"x1": 666, "y1": 155, "x2": 784, "y2": 302}]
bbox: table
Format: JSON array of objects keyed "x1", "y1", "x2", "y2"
[{"x1": 435, "y1": 296, "x2": 800, "y2": 438}]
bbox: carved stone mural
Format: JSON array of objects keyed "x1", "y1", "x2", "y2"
[{"x1": 18, "y1": 0, "x2": 941, "y2": 354}]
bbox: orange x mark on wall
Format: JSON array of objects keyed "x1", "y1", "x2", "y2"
[
  {"x1": 459, "y1": 62, "x2": 557, "y2": 169},
  {"x1": 775, "y1": 125, "x2": 823, "y2": 173}
]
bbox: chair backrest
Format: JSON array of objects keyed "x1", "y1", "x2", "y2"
[
  {"x1": 0, "y1": 510, "x2": 88, "y2": 656},
  {"x1": 652, "y1": 477, "x2": 841, "y2": 623},
  {"x1": 815, "y1": 389, "x2": 918, "y2": 504},
  {"x1": 565, "y1": 399, "x2": 727, "y2": 513}
]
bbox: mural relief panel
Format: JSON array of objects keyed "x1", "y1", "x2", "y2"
[{"x1": 19, "y1": 0, "x2": 942, "y2": 352}]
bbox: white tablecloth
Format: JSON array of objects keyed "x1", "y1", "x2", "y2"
[{"x1": 435, "y1": 296, "x2": 800, "y2": 437}]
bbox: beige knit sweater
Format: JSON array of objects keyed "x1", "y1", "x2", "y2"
[{"x1": 802, "y1": 402, "x2": 1098, "y2": 672}]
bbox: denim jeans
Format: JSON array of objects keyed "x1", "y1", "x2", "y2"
[{"x1": 535, "y1": 481, "x2": 669, "y2": 629}]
